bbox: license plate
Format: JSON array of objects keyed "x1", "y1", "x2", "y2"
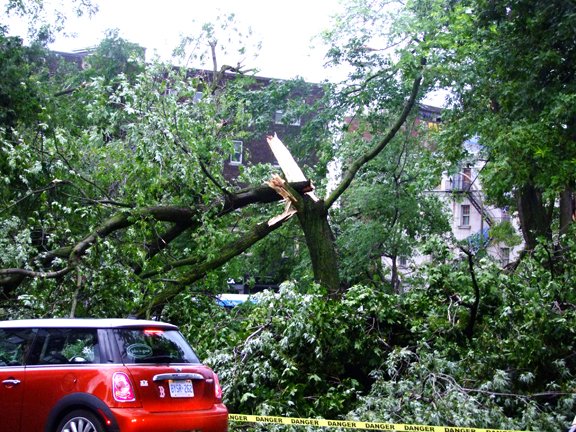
[{"x1": 168, "y1": 380, "x2": 194, "y2": 398}]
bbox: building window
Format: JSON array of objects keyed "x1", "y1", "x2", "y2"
[
  {"x1": 274, "y1": 110, "x2": 301, "y2": 126},
  {"x1": 230, "y1": 140, "x2": 243, "y2": 165},
  {"x1": 462, "y1": 166, "x2": 472, "y2": 189},
  {"x1": 193, "y1": 91, "x2": 203, "y2": 103},
  {"x1": 460, "y1": 204, "x2": 471, "y2": 227},
  {"x1": 398, "y1": 256, "x2": 408, "y2": 268}
]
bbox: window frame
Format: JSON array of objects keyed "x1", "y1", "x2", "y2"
[
  {"x1": 274, "y1": 109, "x2": 301, "y2": 126},
  {"x1": 460, "y1": 204, "x2": 471, "y2": 227},
  {"x1": 27, "y1": 327, "x2": 100, "y2": 365},
  {"x1": 113, "y1": 328, "x2": 200, "y2": 365},
  {"x1": 230, "y1": 140, "x2": 243, "y2": 165}
]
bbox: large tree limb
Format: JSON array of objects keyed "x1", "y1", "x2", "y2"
[
  {"x1": 219, "y1": 180, "x2": 312, "y2": 215},
  {"x1": 0, "y1": 207, "x2": 199, "y2": 289},
  {"x1": 0, "y1": 181, "x2": 313, "y2": 294},
  {"x1": 0, "y1": 267, "x2": 73, "y2": 280},
  {"x1": 138, "y1": 208, "x2": 295, "y2": 317}
]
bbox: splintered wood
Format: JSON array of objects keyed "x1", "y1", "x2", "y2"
[
  {"x1": 266, "y1": 175, "x2": 297, "y2": 226},
  {"x1": 266, "y1": 134, "x2": 319, "y2": 202}
]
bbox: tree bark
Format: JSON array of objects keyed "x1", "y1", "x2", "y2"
[
  {"x1": 297, "y1": 196, "x2": 341, "y2": 295},
  {"x1": 516, "y1": 183, "x2": 553, "y2": 250},
  {"x1": 391, "y1": 256, "x2": 400, "y2": 294},
  {"x1": 461, "y1": 247, "x2": 480, "y2": 342},
  {"x1": 559, "y1": 188, "x2": 574, "y2": 238}
]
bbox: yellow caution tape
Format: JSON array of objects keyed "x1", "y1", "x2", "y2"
[{"x1": 229, "y1": 413, "x2": 530, "y2": 432}]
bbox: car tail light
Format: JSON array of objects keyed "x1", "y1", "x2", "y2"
[
  {"x1": 113, "y1": 372, "x2": 136, "y2": 402},
  {"x1": 214, "y1": 373, "x2": 223, "y2": 401}
]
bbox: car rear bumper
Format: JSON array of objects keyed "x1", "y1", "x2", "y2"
[{"x1": 110, "y1": 404, "x2": 228, "y2": 432}]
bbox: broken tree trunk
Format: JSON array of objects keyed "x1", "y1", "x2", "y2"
[
  {"x1": 297, "y1": 196, "x2": 341, "y2": 294},
  {"x1": 266, "y1": 70, "x2": 423, "y2": 295},
  {"x1": 267, "y1": 134, "x2": 341, "y2": 294}
]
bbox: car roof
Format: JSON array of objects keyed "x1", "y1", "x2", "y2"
[{"x1": 0, "y1": 318, "x2": 178, "y2": 330}]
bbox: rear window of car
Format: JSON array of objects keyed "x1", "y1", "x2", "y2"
[{"x1": 113, "y1": 328, "x2": 200, "y2": 364}]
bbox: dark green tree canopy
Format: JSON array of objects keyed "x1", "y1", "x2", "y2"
[{"x1": 432, "y1": 0, "x2": 576, "y2": 249}]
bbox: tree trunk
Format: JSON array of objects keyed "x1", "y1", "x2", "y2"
[
  {"x1": 297, "y1": 196, "x2": 341, "y2": 295},
  {"x1": 516, "y1": 183, "x2": 553, "y2": 250},
  {"x1": 391, "y1": 256, "x2": 400, "y2": 294},
  {"x1": 559, "y1": 188, "x2": 574, "y2": 237}
]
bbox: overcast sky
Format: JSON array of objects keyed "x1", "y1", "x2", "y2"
[
  {"x1": 3, "y1": 0, "x2": 446, "y2": 104},
  {"x1": 39, "y1": 0, "x2": 348, "y2": 83}
]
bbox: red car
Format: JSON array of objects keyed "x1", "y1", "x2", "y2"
[{"x1": 0, "y1": 318, "x2": 228, "y2": 432}]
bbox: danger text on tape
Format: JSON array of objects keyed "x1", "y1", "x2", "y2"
[{"x1": 228, "y1": 413, "x2": 530, "y2": 432}]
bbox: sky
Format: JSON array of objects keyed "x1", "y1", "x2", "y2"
[
  {"x1": 5, "y1": 0, "x2": 348, "y2": 83},
  {"x1": 2, "y1": 0, "x2": 446, "y2": 104}
]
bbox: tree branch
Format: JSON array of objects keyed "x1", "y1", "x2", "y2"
[
  {"x1": 138, "y1": 212, "x2": 294, "y2": 317},
  {"x1": 133, "y1": 222, "x2": 197, "y2": 275},
  {"x1": 325, "y1": 72, "x2": 423, "y2": 209},
  {"x1": 0, "y1": 267, "x2": 73, "y2": 279},
  {"x1": 0, "y1": 206, "x2": 199, "y2": 291},
  {"x1": 0, "y1": 180, "x2": 313, "y2": 293},
  {"x1": 1, "y1": 180, "x2": 70, "y2": 215},
  {"x1": 219, "y1": 180, "x2": 312, "y2": 216}
]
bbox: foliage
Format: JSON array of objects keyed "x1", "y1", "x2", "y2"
[
  {"x1": 334, "y1": 119, "x2": 450, "y2": 289},
  {"x1": 191, "y1": 240, "x2": 576, "y2": 431},
  {"x1": 1, "y1": 0, "x2": 98, "y2": 44},
  {"x1": 428, "y1": 0, "x2": 576, "y2": 248},
  {"x1": 0, "y1": 0, "x2": 435, "y2": 302},
  {"x1": 2, "y1": 2, "x2": 576, "y2": 430},
  {"x1": 172, "y1": 12, "x2": 261, "y2": 72},
  {"x1": 488, "y1": 220, "x2": 523, "y2": 249},
  {"x1": 0, "y1": 30, "x2": 253, "y2": 317},
  {"x1": 0, "y1": 17, "x2": 338, "y2": 316},
  {"x1": 83, "y1": 28, "x2": 145, "y2": 83},
  {"x1": 206, "y1": 283, "x2": 401, "y2": 419}
]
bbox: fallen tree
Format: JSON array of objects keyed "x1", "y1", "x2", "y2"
[{"x1": 0, "y1": 11, "x2": 426, "y2": 317}]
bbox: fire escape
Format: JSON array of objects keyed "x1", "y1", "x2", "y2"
[{"x1": 449, "y1": 169, "x2": 494, "y2": 228}]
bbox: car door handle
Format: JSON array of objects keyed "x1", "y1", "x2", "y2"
[
  {"x1": 2, "y1": 379, "x2": 21, "y2": 386},
  {"x1": 153, "y1": 373, "x2": 204, "y2": 382}
]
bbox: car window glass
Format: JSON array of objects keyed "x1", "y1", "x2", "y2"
[
  {"x1": 114, "y1": 329, "x2": 200, "y2": 364},
  {"x1": 29, "y1": 328, "x2": 100, "y2": 365},
  {"x1": 0, "y1": 328, "x2": 35, "y2": 367}
]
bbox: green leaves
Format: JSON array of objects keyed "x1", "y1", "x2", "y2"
[
  {"x1": 204, "y1": 283, "x2": 391, "y2": 418},
  {"x1": 182, "y1": 242, "x2": 576, "y2": 430},
  {"x1": 335, "y1": 124, "x2": 450, "y2": 288}
]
